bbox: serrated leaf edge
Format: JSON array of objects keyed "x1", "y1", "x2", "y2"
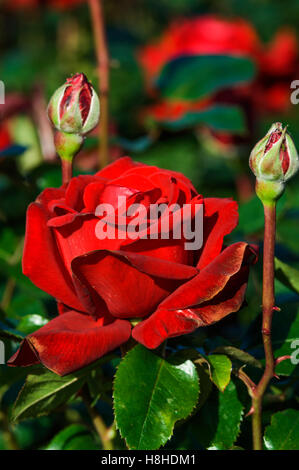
[{"x1": 113, "y1": 347, "x2": 200, "y2": 450}]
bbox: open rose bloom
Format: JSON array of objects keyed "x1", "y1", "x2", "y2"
[
  {"x1": 139, "y1": 15, "x2": 298, "y2": 124},
  {"x1": 9, "y1": 157, "x2": 257, "y2": 375}
]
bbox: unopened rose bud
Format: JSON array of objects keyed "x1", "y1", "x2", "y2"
[
  {"x1": 249, "y1": 123, "x2": 299, "y2": 203},
  {"x1": 47, "y1": 73, "x2": 100, "y2": 136}
]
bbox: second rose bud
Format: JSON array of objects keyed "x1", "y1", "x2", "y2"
[{"x1": 249, "y1": 123, "x2": 299, "y2": 203}]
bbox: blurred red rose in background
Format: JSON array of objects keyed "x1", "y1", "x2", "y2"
[
  {"x1": 139, "y1": 16, "x2": 298, "y2": 131},
  {"x1": 140, "y1": 16, "x2": 261, "y2": 83},
  {"x1": 8, "y1": 157, "x2": 257, "y2": 375}
]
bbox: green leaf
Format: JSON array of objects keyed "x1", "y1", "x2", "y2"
[
  {"x1": 159, "y1": 105, "x2": 246, "y2": 134},
  {"x1": 156, "y1": 55, "x2": 256, "y2": 101},
  {"x1": 113, "y1": 345, "x2": 199, "y2": 450},
  {"x1": 12, "y1": 354, "x2": 116, "y2": 421},
  {"x1": 264, "y1": 409, "x2": 299, "y2": 450},
  {"x1": 207, "y1": 354, "x2": 232, "y2": 392},
  {"x1": 12, "y1": 369, "x2": 86, "y2": 422},
  {"x1": 275, "y1": 258, "x2": 299, "y2": 295},
  {"x1": 170, "y1": 349, "x2": 212, "y2": 411},
  {"x1": 17, "y1": 314, "x2": 48, "y2": 335},
  {"x1": 191, "y1": 380, "x2": 244, "y2": 449},
  {"x1": 45, "y1": 425, "x2": 100, "y2": 450},
  {"x1": 213, "y1": 346, "x2": 262, "y2": 369}
]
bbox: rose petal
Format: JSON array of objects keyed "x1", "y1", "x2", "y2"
[
  {"x1": 121, "y1": 194, "x2": 203, "y2": 265},
  {"x1": 53, "y1": 214, "x2": 124, "y2": 275},
  {"x1": 65, "y1": 175, "x2": 99, "y2": 211},
  {"x1": 96, "y1": 156, "x2": 144, "y2": 180},
  {"x1": 36, "y1": 187, "x2": 66, "y2": 216},
  {"x1": 71, "y1": 250, "x2": 198, "y2": 318},
  {"x1": 123, "y1": 239, "x2": 193, "y2": 266},
  {"x1": 8, "y1": 339, "x2": 40, "y2": 367},
  {"x1": 132, "y1": 243, "x2": 257, "y2": 348},
  {"x1": 108, "y1": 174, "x2": 155, "y2": 193},
  {"x1": 47, "y1": 212, "x2": 80, "y2": 227},
  {"x1": 57, "y1": 302, "x2": 71, "y2": 315},
  {"x1": 197, "y1": 198, "x2": 239, "y2": 269},
  {"x1": 98, "y1": 184, "x2": 137, "y2": 208},
  {"x1": 8, "y1": 311, "x2": 131, "y2": 376},
  {"x1": 163, "y1": 242, "x2": 252, "y2": 309},
  {"x1": 123, "y1": 166, "x2": 198, "y2": 197},
  {"x1": 82, "y1": 181, "x2": 107, "y2": 212},
  {"x1": 23, "y1": 203, "x2": 85, "y2": 312}
]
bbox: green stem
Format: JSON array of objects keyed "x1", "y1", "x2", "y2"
[
  {"x1": 251, "y1": 202, "x2": 276, "y2": 450},
  {"x1": 81, "y1": 386, "x2": 114, "y2": 450},
  {"x1": 88, "y1": 0, "x2": 110, "y2": 169},
  {"x1": 54, "y1": 131, "x2": 83, "y2": 184}
]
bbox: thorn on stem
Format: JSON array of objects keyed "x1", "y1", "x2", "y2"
[
  {"x1": 262, "y1": 328, "x2": 271, "y2": 335},
  {"x1": 246, "y1": 406, "x2": 255, "y2": 417},
  {"x1": 275, "y1": 355, "x2": 291, "y2": 366}
]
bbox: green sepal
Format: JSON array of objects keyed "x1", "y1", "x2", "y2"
[
  {"x1": 54, "y1": 131, "x2": 84, "y2": 162},
  {"x1": 255, "y1": 179, "x2": 284, "y2": 206}
]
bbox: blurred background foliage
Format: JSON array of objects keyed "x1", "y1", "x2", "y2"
[{"x1": 0, "y1": 0, "x2": 299, "y2": 450}]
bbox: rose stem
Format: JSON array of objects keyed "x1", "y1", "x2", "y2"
[
  {"x1": 61, "y1": 159, "x2": 73, "y2": 185},
  {"x1": 88, "y1": 0, "x2": 110, "y2": 169},
  {"x1": 251, "y1": 202, "x2": 276, "y2": 450},
  {"x1": 81, "y1": 386, "x2": 114, "y2": 450}
]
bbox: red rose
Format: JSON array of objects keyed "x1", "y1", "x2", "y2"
[
  {"x1": 138, "y1": 15, "x2": 298, "y2": 128},
  {"x1": 139, "y1": 15, "x2": 261, "y2": 84},
  {"x1": 9, "y1": 157, "x2": 257, "y2": 375},
  {"x1": 138, "y1": 15, "x2": 261, "y2": 135},
  {"x1": 260, "y1": 30, "x2": 298, "y2": 77}
]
